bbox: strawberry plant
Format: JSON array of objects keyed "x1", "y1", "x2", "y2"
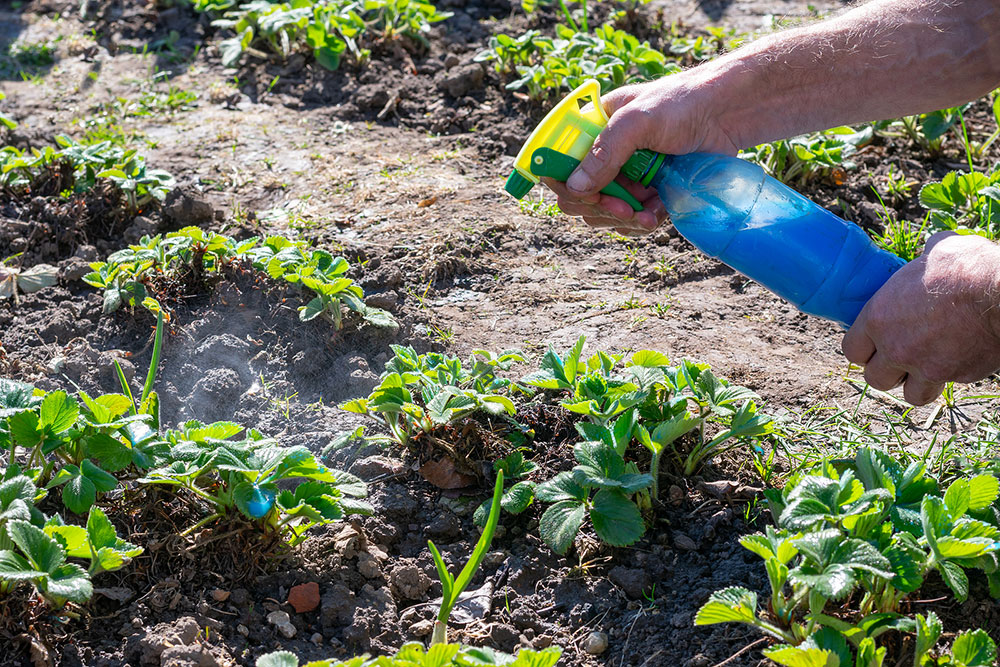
[
  {"x1": 535, "y1": 440, "x2": 651, "y2": 553},
  {"x1": 918, "y1": 164, "x2": 1000, "y2": 238},
  {"x1": 342, "y1": 345, "x2": 524, "y2": 446},
  {"x1": 477, "y1": 24, "x2": 678, "y2": 102},
  {"x1": 0, "y1": 520, "x2": 94, "y2": 609},
  {"x1": 523, "y1": 337, "x2": 772, "y2": 480},
  {"x1": 84, "y1": 228, "x2": 396, "y2": 330},
  {"x1": 255, "y1": 642, "x2": 562, "y2": 667},
  {"x1": 877, "y1": 106, "x2": 968, "y2": 158},
  {"x1": 139, "y1": 421, "x2": 370, "y2": 545},
  {"x1": 206, "y1": 0, "x2": 450, "y2": 71},
  {"x1": 740, "y1": 125, "x2": 873, "y2": 186},
  {"x1": 0, "y1": 136, "x2": 174, "y2": 211},
  {"x1": 695, "y1": 447, "x2": 1000, "y2": 667}
]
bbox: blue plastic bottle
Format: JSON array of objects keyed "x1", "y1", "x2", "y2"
[{"x1": 622, "y1": 152, "x2": 906, "y2": 328}]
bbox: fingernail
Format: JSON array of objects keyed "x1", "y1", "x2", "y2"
[{"x1": 567, "y1": 169, "x2": 593, "y2": 193}]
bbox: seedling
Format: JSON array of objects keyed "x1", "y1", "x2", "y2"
[
  {"x1": 696, "y1": 447, "x2": 1000, "y2": 665},
  {"x1": 473, "y1": 452, "x2": 537, "y2": 527},
  {"x1": 428, "y1": 471, "x2": 504, "y2": 645},
  {"x1": 254, "y1": 641, "x2": 561, "y2": 667},
  {"x1": 0, "y1": 520, "x2": 92, "y2": 610}
]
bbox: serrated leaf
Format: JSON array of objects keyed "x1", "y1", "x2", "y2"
[
  {"x1": 7, "y1": 520, "x2": 65, "y2": 572},
  {"x1": 42, "y1": 562, "x2": 92, "y2": 603},
  {"x1": 945, "y1": 479, "x2": 971, "y2": 518},
  {"x1": 968, "y1": 475, "x2": 999, "y2": 511},
  {"x1": 256, "y1": 652, "x2": 299, "y2": 667},
  {"x1": 39, "y1": 391, "x2": 79, "y2": 433},
  {"x1": 535, "y1": 471, "x2": 586, "y2": 503},
  {"x1": 590, "y1": 489, "x2": 645, "y2": 547},
  {"x1": 937, "y1": 559, "x2": 970, "y2": 601},
  {"x1": 764, "y1": 646, "x2": 837, "y2": 667},
  {"x1": 952, "y1": 629, "x2": 997, "y2": 667},
  {"x1": 539, "y1": 500, "x2": 585, "y2": 555},
  {"x1": 694, "y1": 586, "x2": 758, "y2": 625}
]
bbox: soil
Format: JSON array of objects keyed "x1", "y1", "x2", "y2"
[{"x1": 1, "y1": 0, "x2": 1000, "y2": 666}]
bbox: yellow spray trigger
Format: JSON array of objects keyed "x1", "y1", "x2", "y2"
[{"x1": 505, "y1": 79, "x2": 654, "y2": 211}]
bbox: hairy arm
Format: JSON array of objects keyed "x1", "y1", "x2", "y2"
[
  {"x1": 709, "y1": 0, "x2": 1000, "y2": 148},
  {"x1": 554, "y1": 0, "x2": 1000, "y2": 230}
]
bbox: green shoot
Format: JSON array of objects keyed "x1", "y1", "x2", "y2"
[{"x1": 427, "y1": 470, "x2": 504, "y2": 645}]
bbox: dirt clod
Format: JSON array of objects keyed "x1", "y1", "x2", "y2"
[
  {"x1": 288, "y1": 582, "x2": 321, "y2": 613},
  {"x1": 389, "y1": 562, "x2": 432, "y2": 601}
]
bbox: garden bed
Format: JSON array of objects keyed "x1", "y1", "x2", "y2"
[{"x1": 2, "y1": 1, "x2": 1000, "y2": 666}]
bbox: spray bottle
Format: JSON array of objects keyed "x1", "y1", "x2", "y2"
[{"x1": 503, "y1": 80, "x2": 905, "y2": 328}]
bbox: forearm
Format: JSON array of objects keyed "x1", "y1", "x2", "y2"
[{"x1": 692, "y1": 0, "x2": 1000, "y2": 148}]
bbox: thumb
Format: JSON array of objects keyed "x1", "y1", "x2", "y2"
[{"x1": 567, "y1": 102, "x2": 644, "y2": 195}]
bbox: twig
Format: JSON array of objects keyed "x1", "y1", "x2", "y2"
[{"x1": 709, "y1": 637, "x2": 769, "y2": 667}]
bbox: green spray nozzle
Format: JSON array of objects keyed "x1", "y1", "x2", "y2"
[{"x1": 504, "y1": 79, "x2": 667, "y2": 212}]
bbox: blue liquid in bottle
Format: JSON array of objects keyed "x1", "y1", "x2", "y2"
[{"x1": 644, "y1": 153, "x2": 906, "y2": 327}]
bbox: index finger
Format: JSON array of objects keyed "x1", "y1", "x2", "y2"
[{"x1": 842, "y1": 311, "x2": 877, "y2": 365}]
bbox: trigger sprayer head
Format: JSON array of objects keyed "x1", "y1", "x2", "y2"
[
  {"x1": 505, "y1": 80, "x2": 609, "y2": 199},
  {"x1": 504, "y1": 80, "x2": 666, "y2": 208}
]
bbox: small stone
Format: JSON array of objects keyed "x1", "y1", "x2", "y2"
[
  {"x1": 45, "y1": 357, "x2": 66, "y2": 375},
  {"x1": 267, "y1": 610, "x2": 291, "y2": 627},
  {"x1": 668, "y1": 485, "x2": 685, "y2": 505},
  {"x1": 684, "y1": 655, "x2": 711, "y2": 667},
  {"x1": 351, "y1": 455, "x2": 405, "y2": 479},
  {"x1": 210, "y1": 589, "x2": 230, "y2": 602},
  {"x1": 583, "y1": 630, "x2": 608, "y2": 655},
  {"x1": 411, "y1": 619, "x2": 433, "y2": 637},
  {"x1": 310, "y1": 632, "x2": 324, "y2": 646},
  {"x1": 288, "y1": 582, "x2": 320, "y2": 613},
  {"x1": 236, "y1": 624, "x2": 249, "y2": 637},
  {"x1": 277, "y1": 622, "x2": 296, "y2": 639},
  {"x1": 390, "y1": 563, "x2": 432, "y2": 600},
  {"x1": 673, "y1": 533, "x2": 698, "y2": 551}
]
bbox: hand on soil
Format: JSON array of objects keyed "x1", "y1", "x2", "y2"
[{"x1": 842, "y1": 231, "x2": 1000, "y2": 405}]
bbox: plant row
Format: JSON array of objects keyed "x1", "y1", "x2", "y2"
[
  {"x1": 83, "y1": 226, "x2": 397, "y2": 330},
  {"x1": 195, "y1": 0, "x2": 452, "y2": 71},
  {"x1": 0, "y1": 135, "x2": 175, "y2": 212},
  {"x1": 697, "y1": 447, "x2": 1000, "y2": 667},
  {"x1": 0, "y1": 315, "x2": 370, "y2": 612},
  {"x1": 342, "y1": 336, "x2": 773, "y2": 553}
]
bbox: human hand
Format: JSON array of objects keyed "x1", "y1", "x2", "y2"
[
  {"x1": 544, "y1": 73, "x2": 742, "y2": 234},
  {"x1": 842, "y1": 231, "x2": 1000, "y2": 405}
]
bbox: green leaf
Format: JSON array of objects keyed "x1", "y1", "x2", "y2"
[
  {"x1": 967, "y1": 475, "x2": 999, "y2": 511},
  {"x1": 763, "y1": 645, "x2": 837, "y2": 667},
  {"x1": 84, "y1": 433, "x2": 133, "y2": 472},
  {"x1": 535, "y1": 471, "x2": 587, "y2": 503},
  {"x1": 256, "y1": 652, "x2": 299, "y2": 667},
  {"x1": 39, "y1": 391, "x2": 79, "y2": 433},
  {"x1": 299, "y1": 296, "x2": 325, "y2": 321},
  {"x1": 935, "y1": 536, "x2": 992, "y2": 559},
  {"x1": 590, "y1": 489, "x2": 645, "y2": 547},
  {"x1": 915, "y1": 612, "x2": 943, "y2": 664},
  {"x1": 937, "y1": 559, "x2": 970, "y2": 601},
  {"x1": 694, "y1": 586, "x2": 758, "y2": 625},
  {"x1": 45, "y1": 524, "x2": 89, "y2": 558},
  {"x1": 539, "y1": 500, "x2": 585, "y2": 555},
  {"x1": 944, "y1": 479, "x2": 971, "y2": 518},
  {"x1": 0, "y1": 548, "x2": 45, "y2": 579},
  {"x1": 629, "y1": 350, "x2": 670, "y2": 368},
  {"x1": 42, "y1": 562, "x2": 92, "y2": 603},
  {"x1": 7, "y1": 520, "x2": 65, "y2": 573},
  {"x1": 951, "y1": 629, "x2": 997, "y2": 667}
]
